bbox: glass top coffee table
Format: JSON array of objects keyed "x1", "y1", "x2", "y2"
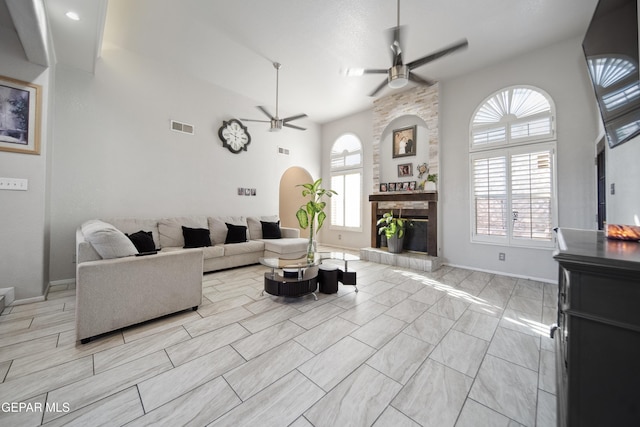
[{"x1": 259, "y1": 252, "x2": 359, "y2": 300}]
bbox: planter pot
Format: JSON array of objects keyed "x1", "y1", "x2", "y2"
[
  {"x1": 425, "y1": 181, "x2": 437, "y2": 191},
  {"x1": 387, "y1": 235, "x2": 404, "y2": 253}
]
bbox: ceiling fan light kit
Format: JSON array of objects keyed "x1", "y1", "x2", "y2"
[
  {"x1": 348, "y1": 0, "x2": 468, "y2": 96},
  {"x1": 242, "y1": 62, "x2": 307, "y2": 132},
  {"x1": 388, "y1": 65, "x2": 409, "y2": 89}
]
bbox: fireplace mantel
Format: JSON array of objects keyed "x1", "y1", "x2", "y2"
[
  {"x1": 368, "y1": 192, "x2": 437, "y2": 203},
  {"x1": 369, "y1": 191, "x2": 438, "y2": 256}
]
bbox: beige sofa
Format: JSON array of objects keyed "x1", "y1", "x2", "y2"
[{"x1": 75, "y1": 215, "x2": 307, "y2": 343}]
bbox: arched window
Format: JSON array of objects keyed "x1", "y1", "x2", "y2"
[
  {"x1": 470, "y1": 86, "x2": 557, "y2": 248},
  {"x1": 330, "y1": 134, "x2": 363, "y2": 230}
]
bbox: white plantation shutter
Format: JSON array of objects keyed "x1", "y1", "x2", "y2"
[
  {"x1": 470, "y1": 86, "x2": 556, "y2": 248},
  {"x1": 330, "y1": 134, "x2": 363, "y2": 230},
  {"x1": 473, "y1": 156, "x2": 507, "y2": 237},
  {"x1": 511, "y1": 150, "x2": 553, "y2": 241}
]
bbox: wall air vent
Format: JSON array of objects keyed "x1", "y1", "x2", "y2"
[
  {"x1": 171, "y1": 120, "x2": 194, "y2": 135},
  {"x1": 278, "y1": 147, "x2": 290, "y2": 155}
]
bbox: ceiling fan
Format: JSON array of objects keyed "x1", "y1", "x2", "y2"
[
  {"x1": 347, "y1": 0, "x2": 469, "y2": 97},
  {"x1": 242, "y1": 62, "x2": 307, "y2": 131}
]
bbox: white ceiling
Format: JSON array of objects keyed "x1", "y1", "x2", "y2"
[{"x1": 4, "y1": 0, "x2": 600, "y2": 123}]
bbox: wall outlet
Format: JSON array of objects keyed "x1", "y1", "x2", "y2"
[{"x1": 499, "y1": 252, "x2": 506, "y2": 261}]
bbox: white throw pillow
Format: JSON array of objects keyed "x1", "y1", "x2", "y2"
[{"x1": 81, "y1": 220, "x2": 138, "y2": 259}]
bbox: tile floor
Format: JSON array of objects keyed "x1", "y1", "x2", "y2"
[{"x1": 0, "y1": 249, "x2": 558, "y2": 426}]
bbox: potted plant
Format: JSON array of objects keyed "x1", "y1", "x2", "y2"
[
  {"x1": 425, "y1": 173, "x2": 438, "y2": 191},
  {"x1": 377, "y1": 211, "x2": 405, "y2": 253},
  {"x1": 295, "y1": 178, "x2": 337, "y2": 262}
]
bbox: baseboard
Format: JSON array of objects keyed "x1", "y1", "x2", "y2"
[
  {"x1": 443, "y1": 262, "x2": 557, "y2": 285},
  {"x1": 11, "y1": 295, "x2": 46, "y2": 306},
  {"x1": 49, "y1": 278, "x2": 75, "y2": 287}
]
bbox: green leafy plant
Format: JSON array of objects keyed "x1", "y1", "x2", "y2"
[
  {"x1": 376, "y1": 211, "x2": 405, "y2": 239},
  {"x1": 295, "y1": 178, "x2": 337, "y2": 261},
  {"x1": 427, "y1": 173, "x2": 438, "y2": 183}
]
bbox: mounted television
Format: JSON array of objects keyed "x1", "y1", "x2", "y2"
[{"x1": 583, "y1": 0, "x2": 640, "y2": 148}]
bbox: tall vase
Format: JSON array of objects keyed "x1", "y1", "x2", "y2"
[{"x1": 307, "y1": 221, "x2": 316, "y2": 262}]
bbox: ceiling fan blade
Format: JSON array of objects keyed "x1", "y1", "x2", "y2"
[
  {"x1": 283, "y1": 123, "x2": 306, "y2": 131},
  {"x1": 369, "y1": 79, "x2": 389, "y2": 97},
  {"x1": 240, "y1": 118, "x2": 271, "y2": 123},
  {"x1": 257, "y1": 106, "x2": 275, "y2": 120},
  {"x1": 408, "y1": 72, "x2": 436, "y2": 87},
  {"x1": 282, "y1": 113, "x2": 307, "y2": 122},
  {"x1": 406, "y1": 39, "x2": 469, "y2": 70},
  {"x1": 363, "y1": 69, "x2": 388, "y2": 75}
]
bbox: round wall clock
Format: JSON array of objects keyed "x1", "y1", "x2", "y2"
[{"x1": 218, "y1": 119, "x2": 251, "y2": 154}]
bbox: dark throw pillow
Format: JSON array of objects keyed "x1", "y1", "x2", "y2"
[
  {"x1": 182, "y1": 226, "x2": 212, "y2": 248},
  {"x1": 261, "y1": 221, "x2": 281, "y2": 239},
  {"x1": 225, "y1": 223, "x2": 248, "y2": 244},
  {"x1": 126, "y1": 230, "x2": 156, "y2": 253}
]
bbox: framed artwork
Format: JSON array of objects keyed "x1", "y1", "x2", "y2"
[
  {"x1": 397, "y1": 163, "x2": 412, "y2": 177},
  {"x1": 0, "y1": 75, "x2": 41, "y2": 155},
  {"x1": 409, "y1": 181, "x2": 416, "y2": 190},
  {"x1": 379, "y1": 183, "x2": 388, "y2": 192},
  {"x1": 401, "y1": 182, "x2": 410, "y2": 191},
  {"x1": 388, "y1": 182, "x2": 396, "y2": 191},
  {"x1": 392, "y1": 125, "x2": 416, "y2": 158}
]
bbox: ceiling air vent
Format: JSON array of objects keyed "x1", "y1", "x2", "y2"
[{"x1": 171, "y1": 120, "x2": 194, "y2": 135}]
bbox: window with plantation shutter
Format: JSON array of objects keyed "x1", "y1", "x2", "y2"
[
  {"x1": 470, "y1": 86, "x2": 557, "y2": 248},
  {"x1": 330, "y1": 134, "x2": 363, "y2": 230}
]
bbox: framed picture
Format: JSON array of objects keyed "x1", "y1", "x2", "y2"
[
  {"x1": 409, "y1": 181, "x2": 416, "y2": 191},
  {"x1": 0, "y1": 75, "x2": 41, "y2": 155},
  {"x1": 397, "y1": 163, "x2": 412, "y2": 177},
  {"x1": 392, "y1": 125, "x2": 416, "y2": 158},
  {"x1": 379, "y1": 183, "x2": 388, "y2": 192},
  {"x1": 388, "y1": 182, "x2": 396, "y2": 191},
  {"x1": 402, "y1": 182, "x2": 410, "y2": 191}
]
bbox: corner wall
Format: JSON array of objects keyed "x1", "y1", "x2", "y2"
[{"x1": 0, "y1": 27, "x2": 52, "y2": 300}]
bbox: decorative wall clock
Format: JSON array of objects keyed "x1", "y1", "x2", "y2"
[{"x1": 218, "y1": 119, "x2": 251, "y2": 153}]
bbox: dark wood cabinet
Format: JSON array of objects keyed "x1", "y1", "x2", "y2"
[{"x1": 553, "y1": 228, "x2": 640, "y2": 427}]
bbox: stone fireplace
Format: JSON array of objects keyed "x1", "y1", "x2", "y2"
[{"x1": 360, "y1": 85, "x2": 441, "y2": 271}]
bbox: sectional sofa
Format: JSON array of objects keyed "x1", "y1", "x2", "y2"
[{"x1": 75, "y1": 215, "x2": 308, "y2": 343}]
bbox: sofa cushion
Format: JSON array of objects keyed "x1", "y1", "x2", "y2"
[
  {"x1": 261, "y1": 221, "x2": 282, "y2": 239},
  {"x1": 103, "y1": 218, "x2": 161, "y2": 249},
  {"x1": 81, "y1": 220, "x2": 138, "y2": 259},
  {"x1": 261, "y1": 237, "x2": 309, "y2": 256},
  {"x1": 162, "y1": 245, "x2": 224, "y2": 259},
  {"x1": 126, "y1": 230, "x2": 156, "y2": 253},
  {"x1": 209, "y1": 216, "x2": 247, "y2": 245},
  {"x1": 159, "y1": 216, "x2": 208, "y2": 248},
  {"x1": 182, "y1": 226, "x2": 212, "y2": 248},
  {"x1": 223, "y1": 240, "x2": 265, "y2": 256},
  {"x1": 247, "y1": 215, "x2": 279, "y2": 240},
  {"x1": 225, "y1": 223, "x2": 248, "y2": 244}
]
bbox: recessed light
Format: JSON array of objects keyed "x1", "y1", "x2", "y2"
[{"x1": 65, "y1": 11, "x2": 80, "y2": 21}]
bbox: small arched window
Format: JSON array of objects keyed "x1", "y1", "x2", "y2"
[
  {"x1": 470, "y1": 86, "x2": 557, "y2": 248},
  {"x1": 471, "y1": 86, "x2": 555, "y2": 148},
  {"x1": 330, "y1": 134, "x2": 363, "y2": 230}
]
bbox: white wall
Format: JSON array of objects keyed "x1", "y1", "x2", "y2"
[
  {"x1": 49, "y1": 44, "x2": 320, "y2": 281},
  {"x1": 320, "y1": 108, "x2": 373, "y2": 249},
  {"x1": 606, "y1": 131, "x2": 640, "y2": 225},
  {"x1": 440, "y1": 36, "x2": 600, "y2": 282},
  {"x1": 0, "y1": 26, "x2": 52, "y2": 300}
]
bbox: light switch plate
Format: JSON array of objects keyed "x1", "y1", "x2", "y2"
[{"x1": 0, "y1": 177, "x2": 28, "y2": 191}]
